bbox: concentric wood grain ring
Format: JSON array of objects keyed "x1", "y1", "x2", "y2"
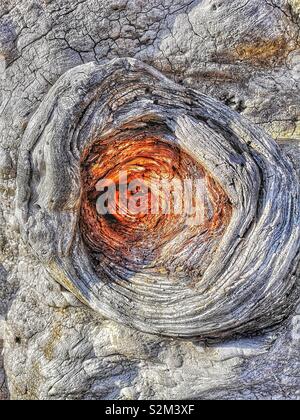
[{"x1": 16, "y1": 58, "x2": 300, "y2": 338}]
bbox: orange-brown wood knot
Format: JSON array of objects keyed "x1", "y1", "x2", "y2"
[{"x1": 80, "y1": 137, "x2": 232, "y2": 269}]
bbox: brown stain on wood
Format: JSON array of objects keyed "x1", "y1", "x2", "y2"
[
  {"x1": 10, "y1": 361, "x2": 43, "y2": 400},
  {"x1": 25, "y1": 362, "x2": 42, "y2": 400},
  {"x1": 218, "y1": 36, "x2": 299, "y2": 67},
  {"x1": 214, "y1": 35, "x2": 300, "y2": 68},
  {"x1": 43, "y1": 324, "x2": 62, "y2": 361},
  {"x1": 290, "y1": 0, "x2": 300, "y2": 13}
]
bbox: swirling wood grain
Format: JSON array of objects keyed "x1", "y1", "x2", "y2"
[{"x1": 16, "y1": 58, "x2": 300, "y2": 338}]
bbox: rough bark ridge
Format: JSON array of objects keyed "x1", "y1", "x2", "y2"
[{"x1": 0, "y1": 0, "x2": 300, "y2": 400}]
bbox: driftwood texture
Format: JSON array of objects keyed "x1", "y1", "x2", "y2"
[
  {"x1": 16, "y1": 58, "x2": 300, "y2": 339},
  {"x1": 0, "y1": 0, "x2": 300, "y2": 400}
]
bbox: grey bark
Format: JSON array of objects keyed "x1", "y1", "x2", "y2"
[{"x1": 0, "y1": 0, "x2": 300, "y2": 400}]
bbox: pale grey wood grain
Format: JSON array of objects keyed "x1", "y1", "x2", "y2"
[
  {"x1": 1, "y1": 0, "x2": 299, "y2": 401},
  {"x1": 16, "y1": 58, "x2": 300, "y2": 339}
]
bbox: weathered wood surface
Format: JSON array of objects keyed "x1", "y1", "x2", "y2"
[
  {"x1": 16, "y1": 58, "x2": 300, "y2": 339},
  {"x1": 0, "y1": 0, "x2": 300, "y2": 400}
]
